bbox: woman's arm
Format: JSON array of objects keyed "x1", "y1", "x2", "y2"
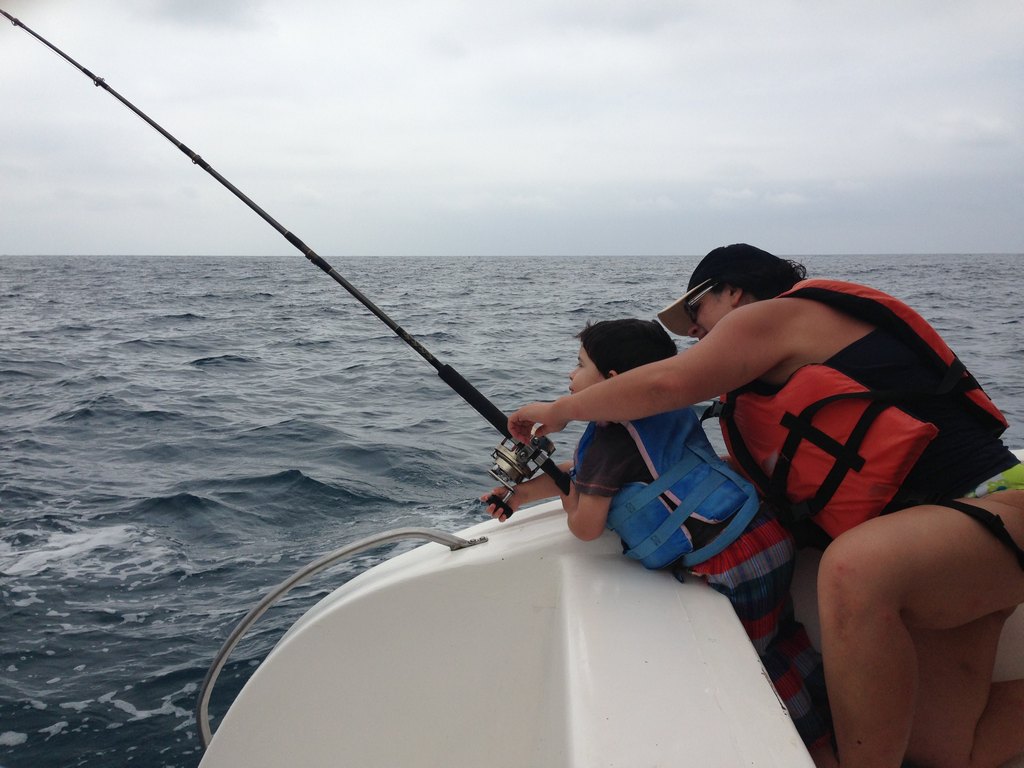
[{"x1": 509, "y1": 299, "x2": 805, "y2": 441}]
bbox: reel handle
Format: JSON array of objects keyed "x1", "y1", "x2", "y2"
[{"x1": 484, "y1": 492, "x2": 515, "y2": 520}]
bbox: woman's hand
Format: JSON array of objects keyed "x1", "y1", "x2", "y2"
[{"x1": 508, "y1": 401, "x2": 568, "y2": 442}]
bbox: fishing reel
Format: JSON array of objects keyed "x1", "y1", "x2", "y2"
[{"x1": 485, "y1": 434, "x2": 557, "y2": 519}]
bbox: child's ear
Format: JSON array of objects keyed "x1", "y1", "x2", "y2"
[{"x1": 606, "y1": 370, "x2": 618, "y2": 378}]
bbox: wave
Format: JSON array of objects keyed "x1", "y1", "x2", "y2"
[
  {"x1": 199, "y1": 469, "x2": 387, "y2": 519},
  {"x1": 157, "y1": 312, "x2": 206, "y2": 322},
  {"x1": 128, "y1": 491, "x2": 240, "y2": 518},
  {"x1": 116, "y1": 337, "x2": 199, "y2": 351},
  {"x1": 47, "y1": 399, "x2": 128, "y2": 423},
  {"x1": 189, "y1": 354, "x2": 257, "y2": 367},
  {"x1": 51, "y1": 322, "x2": 96, "y2": 333},
  {"x1": 0, "y1": 522, "x2": 177, "y2": 581},
  {"x1": 38, "y1": 391, "x2": 200, "y2": 430},
  {"x1": 0, "y1": 360, "x2": 73, "y2": 381},
  {"x1": 45, "y1": 394, "x2": 189, "y2": 426},
  {"x1": 55, "y1": 373, "x2": 128, "y2": 389},
  {"x1": 236, "y1": 417, "x2": 346, "y2": 445}
]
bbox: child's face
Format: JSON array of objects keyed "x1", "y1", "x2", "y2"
[{"x1": 569, "y1": 346, "x2": 606, "y2": 394}]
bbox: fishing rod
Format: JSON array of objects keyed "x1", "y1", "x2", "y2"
[{"x1": 2, "y1": 9, "x2": 570, "y2": 500}]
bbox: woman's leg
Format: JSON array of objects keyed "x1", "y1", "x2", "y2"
[
  {"x1": 970, "y1": 679, "x2": 1024, "y2": 767},
  {"x1": 904, "y1": 612, "x2": 1013, "y2": 767},
  {"x1": 816, "y1": 493, "x2": 1024, "y2": 768}
]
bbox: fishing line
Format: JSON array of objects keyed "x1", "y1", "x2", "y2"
[{"x1": 2, "y1": 9, "x2": 570, "y2": 496}]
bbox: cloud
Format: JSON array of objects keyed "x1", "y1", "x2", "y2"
[
  {"x1": 1, "y1": 0, "x2": 1022, "y2": 256},
  {"x1": 139, "y1": 0, "x2": 267, "y2": 28}
]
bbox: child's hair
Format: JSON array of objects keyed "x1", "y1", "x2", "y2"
[{"x1": 576, "y1": 319, "x2": 677, "y2": 377}]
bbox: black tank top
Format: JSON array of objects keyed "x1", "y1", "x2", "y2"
[{"x1": 825, "y1": 329, "x2": 1017, "y2": 505}]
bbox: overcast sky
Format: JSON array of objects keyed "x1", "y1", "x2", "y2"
[{"x1": 2, "y1": 0, "x2": 1022, "y2": 257}]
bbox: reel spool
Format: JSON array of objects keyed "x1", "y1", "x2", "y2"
[
  {"x1": 489, "y1": 435, "x2": 556, "y2": 490},
  {"x1": 486, "y1": 435, "x2": 557, "y2": 518}
]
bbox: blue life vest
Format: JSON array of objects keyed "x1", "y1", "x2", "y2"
[{"x1": 574, "y1": 407, "x2": 761, "y2": 569}]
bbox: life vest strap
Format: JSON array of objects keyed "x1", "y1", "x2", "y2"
[
  {"x1": 700, "y1": 399, "x2": 729, "y2": 421},
  {"x1": 773, "y1": 398, "x2": 889, "y2": 522},
  {"x1": 679, "y1": 494, "x2": 761, "y2": 567},
  {"x1": 778, "y1": 409, "x2": 867, "y2": 473},
  {"x1": 618, "y1": 450, "x2": 707, "y2": 562}
]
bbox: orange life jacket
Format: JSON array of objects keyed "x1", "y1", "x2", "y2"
[{"x1": 717, "y1": 279, "x2": 1008, "y2": 540}]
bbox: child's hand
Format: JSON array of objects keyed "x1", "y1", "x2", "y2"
[{"x1": 480, "y1": 486, "x2": 520, "y2": 522}]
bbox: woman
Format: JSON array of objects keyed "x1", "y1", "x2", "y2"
[{"x1": 507, "y1": 244, "x2": 1024, "y2": 768}]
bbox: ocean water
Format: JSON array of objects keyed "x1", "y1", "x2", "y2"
[{"x1": 1, "y1": 252, "x2": 1022, "y2": 767}]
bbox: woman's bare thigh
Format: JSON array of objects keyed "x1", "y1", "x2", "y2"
[{"x1": 826, "y1": 493, "x2": 1024, "y2": 630}]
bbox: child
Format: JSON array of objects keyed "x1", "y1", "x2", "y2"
[{"x1": 481, "y1": 318, "x2": 833, "y2": 763}]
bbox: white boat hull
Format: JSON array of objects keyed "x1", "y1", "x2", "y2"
[
  {"x1": 200, "y1": 502, "x2": 815, "y2": 766},
  {"x1": 200, "y1": 451, "x2": 1024, "y2": 767}
]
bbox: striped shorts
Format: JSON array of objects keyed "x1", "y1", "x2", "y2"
[{"x1": 685, "y1": 508, "x2": 832, "y2": 750}]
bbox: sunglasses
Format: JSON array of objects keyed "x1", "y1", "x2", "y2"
[{"x1": 684, "y1": 280, "x2": 718, "y2": 322}]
